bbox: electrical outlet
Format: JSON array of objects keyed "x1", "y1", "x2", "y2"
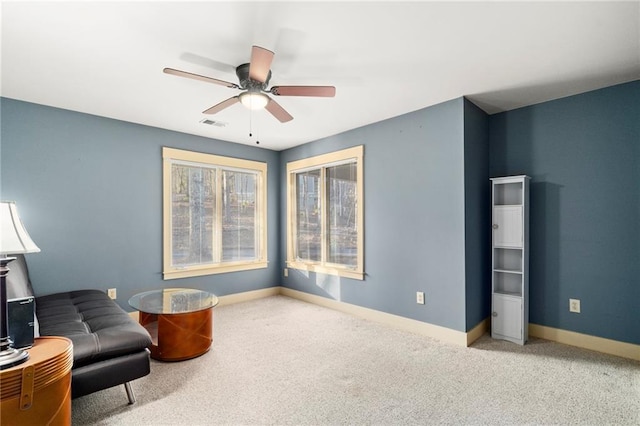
[
  {"x1": 569, "y1": 298, "x2": 580, "y2": 313},
  {"x1": 284, "y1": 268, "x2": 288, "y2": 277},
  {"x1": 416, "y1": 291, "x2": 425, "y2": 305},
  {"x1": 107, "y1": 288, "x2": 117, "y2": 300}
]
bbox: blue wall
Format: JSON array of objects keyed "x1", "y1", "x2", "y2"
[
  {"x1": 0, "y1": 99, "x2": 281, "y2": 309},
  {"x1": 280, "y1": 98, "x2": 483, "y2": 333},
  {"x1": 3, "y1": 79, "x2": 637, "y2": 345},
  {"x1": 489, "y1": 80, "x2": 640, "y2": 344},
  {"x1": 463, "y1": 99, "x2": 491, "y2": 330}
]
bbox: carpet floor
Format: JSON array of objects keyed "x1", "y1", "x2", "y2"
[{"x1": 72, "y1": 295, "x2": 639, "y2": 425}]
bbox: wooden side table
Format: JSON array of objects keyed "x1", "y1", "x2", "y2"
[
  {"x1": 129, "y1": 288, "x2": 219, "y2": 361},
  {"x1": 1, "y1": 336, "x2": 73, "y2": 426}
]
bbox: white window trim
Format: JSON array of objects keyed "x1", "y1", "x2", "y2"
[
  {"x1": 162, "y1": 147, "x2": 268, "y2": 280},
  {"x1": 286, "y1": 145, "x2": 364, "y2": 280}
]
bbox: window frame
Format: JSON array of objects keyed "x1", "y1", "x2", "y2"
[
  {"x1": 162, "y1": 147, "x2": 268, "y2": 280},
  {"x1": 286, "y1": 145, "x2": 364, "y2": 280}
]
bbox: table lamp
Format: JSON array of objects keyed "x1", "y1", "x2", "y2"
[{"x1": 0, "y1": 201, "x2": 40, "y2": 370}]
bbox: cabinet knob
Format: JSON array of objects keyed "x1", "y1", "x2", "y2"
[
  {"x1": 492, "y1": 224, "x2": 499, "y2": 229},
  {"x1": 492, "y1": 312, "x2": 498, "y2": 317}
]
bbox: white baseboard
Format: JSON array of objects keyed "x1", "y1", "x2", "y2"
[
  {"x1": 280, "y1": 287, "x2": 471, "y2": 347},
  {"x1": 216, "y1": 287, "x2": 281, "y2": 306},
  {"x1": 529, "y1": 323, "x2": 640, "y2": 361},
  {"x1": 128, "y1": 286, "x2": 638, "y2": 361},
  {"x1": 467, "y1": 318, "x2": 489, "y2": 346}
]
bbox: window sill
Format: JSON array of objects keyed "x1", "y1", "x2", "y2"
[
  {"x1": 163, "y1": 261, "x2": 268, "y2": 280},
  {"x1": 286, "y1": 261, "x2": 364, "y2": 281}
]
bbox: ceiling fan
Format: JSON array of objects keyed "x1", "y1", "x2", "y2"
[{"x1": 164, "y1": 45, "x2": 336, "y2": 123}]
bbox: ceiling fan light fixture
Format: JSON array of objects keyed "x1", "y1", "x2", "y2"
[{"x1": 239, "y1": 92, "x2": 269, "y2": 110}]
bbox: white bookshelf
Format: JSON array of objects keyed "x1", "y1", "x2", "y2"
[{"x1": 491, "y1": 175, "x2": 530, "y2": 345}]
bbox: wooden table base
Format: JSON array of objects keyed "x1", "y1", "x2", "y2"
[{"x1": 140, "y1": 308, "x2": 213, "y2": 361}]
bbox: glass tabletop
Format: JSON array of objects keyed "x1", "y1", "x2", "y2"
[{"x1": 128, "y1": 288, "x2": 219, "y2": 314}]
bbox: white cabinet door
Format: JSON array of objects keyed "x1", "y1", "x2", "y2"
[
  {"x1": 492, "y1": 294, "x2": 522, "y2": 341},
  {"x1": 493, "y1": 206, "x2": 523, "y2": 248}
]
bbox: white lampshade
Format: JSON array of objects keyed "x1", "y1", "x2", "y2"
[
  {"x1": 239, "y1": 92, "x2": 269, "y2": 110},
  {"x1": 0, "y1": 201, "x2": 40, "y2": 255}
]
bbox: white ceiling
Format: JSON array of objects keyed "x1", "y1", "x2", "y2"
[{"x1": 2, "y1": 1, "x2": 639, "y2": 151}]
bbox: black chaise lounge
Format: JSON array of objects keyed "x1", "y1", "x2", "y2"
[{"x1": 7, "y1": 254, "x2": 152, "y2": 403}]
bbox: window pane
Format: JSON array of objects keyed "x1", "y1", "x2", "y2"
[
  {"x1": 327, "y1": 162, "x2": 357, "y2": 267},
  {"x1": 222, "y1": 170, "x2": 257, "y2": 261},
  {"x1": 296, "y1": 170, "x2": 321, "y2": 261},
  {"x1": 171, "y1": 165, "x2": 215, "y2": 266}
]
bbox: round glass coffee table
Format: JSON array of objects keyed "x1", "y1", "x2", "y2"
[{"x1": 128, "y1": 288, "x2": 219, "y2": 361}]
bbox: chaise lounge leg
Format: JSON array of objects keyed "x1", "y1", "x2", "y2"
[{"x1": 124, "y1": 382, "x2": 136, "y2": 404}]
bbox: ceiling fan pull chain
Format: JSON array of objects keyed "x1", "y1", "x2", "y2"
[
  {"x1": 249, "y1": 109, "x2": 260, "y2": 145},
  {"x1": 255, "y1": 111, "x2": 260, "y2": 145}
]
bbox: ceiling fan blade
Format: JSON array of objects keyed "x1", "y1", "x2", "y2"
[
  {"x1": 203, "y1": 96, "x2": 240, "y2": 114},
  {"x1": 164, "y1": 68, "x2": 239, "y2": 89},
  {"x1": 249, "y1": 46, "x2": 274, "y2": 83},
  {"x1": 270, "y1": 86, "x2": 336, "y2": 97},
  {"x1": 264, "y1": 97, "x2": 293, "y2": 123}
]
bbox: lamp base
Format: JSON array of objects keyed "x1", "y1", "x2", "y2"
[{"x1": 0, "y1": 337, "x2": 29, "y2": 370}]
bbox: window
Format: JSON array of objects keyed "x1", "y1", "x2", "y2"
[
  {"x1": 163, "y1": 147, "x2": 267, "y2": 279},
  {"x1": 286, "y1": 145, "x2": 363, "y2": 280}
]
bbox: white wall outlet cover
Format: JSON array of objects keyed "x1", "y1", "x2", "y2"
[
  {"x1": 569, "y1": 298, "x2": 581, "y2": 313},
  {"x1": 108, "y1": 288, "x2": 117, "y2": 299}
]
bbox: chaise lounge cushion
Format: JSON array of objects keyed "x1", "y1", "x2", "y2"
[{"x1": 36, "y1": 290, "x2": 152, "y2": 368}]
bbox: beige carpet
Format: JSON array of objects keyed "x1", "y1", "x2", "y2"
[{"x1": 72, "y1": 295, "x2": 639, "y2": 425}]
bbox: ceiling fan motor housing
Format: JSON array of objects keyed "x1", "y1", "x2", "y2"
[{"x1": 236, "y1": 63, "x2": 271, "y2": 91}]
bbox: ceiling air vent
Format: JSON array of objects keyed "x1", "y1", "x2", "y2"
[{"x1": 200, "y1": 119, "x2": 227, "y2": 127}]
